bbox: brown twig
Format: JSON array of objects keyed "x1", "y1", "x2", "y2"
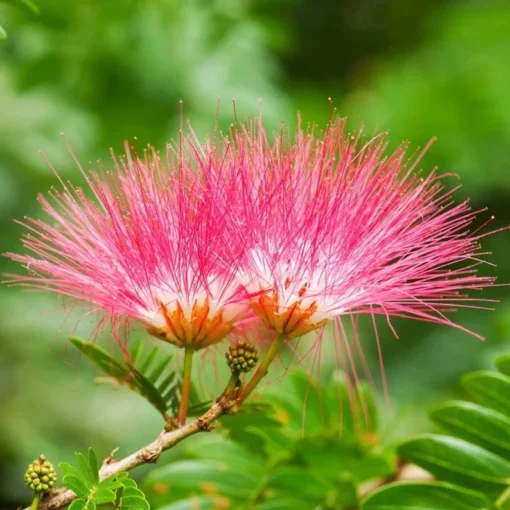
[
  {"x1": 28, "y1": 334, "x2": 285, "y2": 510},
  {"x1": 30, "y1": 400, "x2": 230, "y2": 510}
]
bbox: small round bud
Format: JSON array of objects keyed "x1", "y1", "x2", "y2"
[
  {"x1": 25, "y1": 455, "x2": 57, "y2": 493},
  {"x1": 225, "y1": 341, "x2": 259, "y2": 373}
]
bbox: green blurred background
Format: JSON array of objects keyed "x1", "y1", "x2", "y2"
[{"x1": 1, "y1": 0, "x2": 510, "y2": 507}]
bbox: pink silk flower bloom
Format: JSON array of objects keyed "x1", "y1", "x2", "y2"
[
  {"x1": 224, "y1": 117, "x2": 499, "y2": 350},
  {"x1": 5, "y1": 142, "x2": 252, "y2": 351}
]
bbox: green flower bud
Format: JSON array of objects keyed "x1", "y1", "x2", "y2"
[
  {"x1": 225, "y1": 340, "x2": 259, "y2": 373},
  {"x1": 25, "y1": 455, "x2": 57, "y2": 493}
]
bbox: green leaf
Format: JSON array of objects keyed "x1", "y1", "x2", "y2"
[
  {"x1": 430, "y1": 401, "x2": 510, "y2": 457},
  {"x1": 461, "y1": 371, "x2": 510, "y2": 417},
  {"x1": 397, "y1": 434, "x2": 510, "y2": 493},
  {"x1": 68, "y1": 499, "x2": 91, "y2": 510},
  {"x1": 144, "y1": 459, "x2": 258, "y2": 502},
  {"x1": 61, "y1": 448, "x2": 142, "y2": 508},
  {"x1": 70, "y1": 337, "x2": 171, "y2": 418},
  {"x1": 61, "y1": 450, "x2": 98, "y2": 499},
  {"x1": 0, "y1": 0, "x2": 39, "y2": 43},
  {"x1": 296, "y1": 438, "x2": 395, "y2": 483},
  {"x1": 148, "y1": 353, "x2": 174, "y2": 384},
  {"x1": 129, "y1": 340, "x2": 144, "y2": 366},
  {"x1": 93, "y1": 486, "x2": 118, "y2": 505},
  {"x1": 289, "y1": 370, "x2": 326, "y2": 434},
  {"x1": 93, "y1": 473, "x2": 125, "y2": 505},
  {"x1": 156, "y1": 496, "x2": 232, "y2": 510},
  {"x1": 120, "y1": 488, "x2": 150, "y2": 510},
  {"x1": 139, "y1": 345, "x2": 160, "y2": 374},
  {"x1": 187, "y1": 399, "x2": 212, "y2": 416},
  {"x1": 257, "y1": 496, "x2": 317, "y2": 510},
  {"x1": 88, "y1": 448, "x2": 100, "y2": 485},
  {"x1": 266, "y1": 467, "x2": 335, "y2": 505},
  {"x1": 61, "y1": 475, "x2": 91, "y2": 499},
  {"x1": 120, "y1": 478, "x2": 136, "y2": 487},
  {"x1": 184, "y1": 435, "x2": 266, "y2": 481},
  {"x1": 327, "y1": 371, "x2": 379, "y2": 439},
  {"x1": 118, "y1": 476, "x2": 150, "y2": 510},
  {"x1": 71, "y1": 337, "x2": 131, "y2": 381},
  {"x1": 495, "y1": 355, "x2": 510, "y2": 376},
  {"x1": 361, "y1": 481, "x2": 492, "y2": 509},
  {"x1": 100, "y1": 475, "x2": 126, "y2": 495},
  {"x1": 286, "y1": 369, "x2": 378, "y2": 439},
  {"x1": 220, "y1": 404, "x2": 284, "y2": 458},
  {"x1": 76, "y1": 451, "x2": 97, "y2": 487},
  {"x1": 18, "y1": 0, "x2": 39, "y2": 14},
  {"x1": 334, "y1": 475, "x2": 359, "y2": 507},
  {"x1": 131, "y1": 342, "x2": 179, "y2": 414},
  {"x1": 59, "y1": 462, "x2": 82, "y2": 479}
]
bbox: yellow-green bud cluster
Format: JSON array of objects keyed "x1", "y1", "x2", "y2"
[
  {"x1": 24, "y1": 455, "x2": 57, "y2": 493},
  {"x1": 226, "y1": 340, "x2": 259, "y2": 373}
]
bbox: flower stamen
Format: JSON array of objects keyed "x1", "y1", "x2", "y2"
[
  {"x1": 251, "y1": 290, "x2": 327, "y2": 339},
  {"x1": 147, "y1": 298, "x2": 235, "y2": 350}
]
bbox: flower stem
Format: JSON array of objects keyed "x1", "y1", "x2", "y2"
[
  {"x1": 223, "y1": 371, "x2": 240, "y2": 396},
  {"x1": 30, "y1": 492, "x2": 41, "y2": 510},
  {"x1": 177, "y1": 347, "x2": 194, "y2": 426},
  {"x1": 237, "y1": 333, "x2": 286, "y2": 404}
]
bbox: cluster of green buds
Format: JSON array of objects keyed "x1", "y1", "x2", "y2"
[
  {"x1": 24, "y1": 455, "x2": 57, "y2": 493},
  {"x1": 226, "y1": 340, "x2": 259, "y2": 373}
]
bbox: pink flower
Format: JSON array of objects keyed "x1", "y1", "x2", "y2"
[
  {"x1": 5, "y1": 143, "x2": 252, "y2": 350},
  {"x1": 6, "y1": 114, "x2": 502, "y2": 364},
  {"x1": 226, "y1": 117, "x2": 499, "y2": 342}
]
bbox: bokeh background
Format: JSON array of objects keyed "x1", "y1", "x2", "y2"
[{"x1": 1, "y1": 0, "x2": 510, "y2": 507}]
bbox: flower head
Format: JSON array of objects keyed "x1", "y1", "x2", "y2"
[
  {"x1": 6, "y1": 142, "x2": 251, "y2": 350},
  {"x1": 24, "y1": 455, "x2": 57, "y2": 493},
  {"x1": 227, "y1": 117, "x2": 498, "y2": 341},
  {"x1": 6, "y1": 114, "x2": 502, "y2": 361}
]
